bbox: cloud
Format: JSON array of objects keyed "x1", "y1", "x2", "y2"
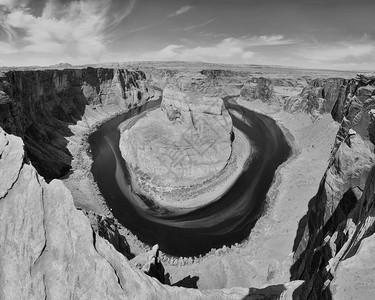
[
  {"x1": 168, "y1": 5, "x2": 192, "y2": 18},
  {"x1": 128, "y1": 35, "x2": 294, "y2": 64},
  {"x1": 242, "y1": 34, "x2": 296, "y2": 46},
  {"x1": 0, "y1": 0, "x2": 135, "y2": 66},
  {"x1": 298, "y1": 42, "x2": 375, "y2": 62},
  {"x1": 183, "y1": 19, "x2": 215, "y2": 31}
]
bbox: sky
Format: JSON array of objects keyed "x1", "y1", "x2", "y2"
[{"x1": 0, "y1": 0, "x2": 375, "y2": 70}]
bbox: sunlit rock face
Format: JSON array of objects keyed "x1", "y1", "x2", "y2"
[{"x1": 120, "y1": 84, "x2": 233, "y2": 188}]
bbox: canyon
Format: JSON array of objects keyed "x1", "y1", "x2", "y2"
[{"x1": 1, "y1": 63, "x2": 375, "y2": 299}]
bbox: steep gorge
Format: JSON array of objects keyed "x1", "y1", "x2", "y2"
[{"x1": 1, "y1": 66, "x2": 375, "y2": 299}]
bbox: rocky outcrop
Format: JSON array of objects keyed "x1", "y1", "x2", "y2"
[
  {"x1": 131, "y1": 244, "x2": 166, "y2": 283},
  {"x1": 368, "y1": 109, "x2": 375, "y2": 144},
  {"x1": 120, "y1": 84, "x2": 233, "y2": 188},
  {"x1": 146, "y1": 68, "x2": 243, "y2": 98},
  {"x1": 84, "y1": 210, "x2": 131, "y2": 259},
  {"x1": 282, "y1": 78, "x2": 349, "y2": 119},
  {"x1": 238, "y1": 76, "x2": 353, "y2": 121},
  {"x1": 0, "y1": 68, "x2": 154, "y2": 180},
  {"x1": 240, "y1": 77, "x2": 277, "y2": 103},
  {"x1": 0, "y1": 126, "x2": 302, "y2": 300},
  {"x1": 291, "y1": 74, "x2": 375, "y2": 299},
  {"x1": 282, "y1": 74, "x2": 374, "y2": 127},
  {"x1": 330, "y1": 74, "x2": 375, "y2": 140}
]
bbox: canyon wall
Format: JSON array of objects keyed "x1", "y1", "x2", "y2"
[
  {"x1": 0, "y1": 68, "x2": 153, "y2": 180},
  {"x1": 290, "y1": 75, "x2": 375, "y2": 299}
]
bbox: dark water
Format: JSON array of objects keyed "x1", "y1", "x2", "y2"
[{"x1": 88, "y1": 99, "x2": 291, "y2": 257}]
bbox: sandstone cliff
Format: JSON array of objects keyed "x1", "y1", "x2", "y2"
[
  {"x1": 291, "y1": 74, "x2": 375, "y2": 299},
  {"x1": 0, "y1": 68, "x2": 153, "y2": 180}
]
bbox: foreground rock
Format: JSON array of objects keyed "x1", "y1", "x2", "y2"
[
  {"x1": 131, "y1": 244, "x2": 166, "y2": 283},
  {"x1": 84, "y1": 210, "x2": 132, "y2": 259},
  {"x1": 0, "y1": 127, "x2": 302, "y2": 299}
]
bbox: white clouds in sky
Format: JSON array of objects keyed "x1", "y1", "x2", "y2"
[
  {"x1": 183, "y1": 19, "x2": 215, "y2": 31},
  {"x1": 0, "y1": 0, "x2": 374, "y2": 71},
  {"x1": 295, "y1": 38, "x2": 375, "y2": 70},
  {"x1": 132, "y1": 35, "x2": 295, "y2": 64},
  {"x1": 299, "y1": 42, "x2": 375, "y2": 62},
  {"x1": 0, "y1": 0, "x2": 135, "y2": 65},
  {"x1": 168, "y1": 5, "x2": 192, "y2": 18}
]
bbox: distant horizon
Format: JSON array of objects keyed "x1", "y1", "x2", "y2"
[{"x1": 1, "y1": 59, "x2": 372, "y2": 74}]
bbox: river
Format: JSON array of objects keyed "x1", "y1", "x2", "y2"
[{"x1": 88, "y1": 98, "x2": 291, "y2": 257}]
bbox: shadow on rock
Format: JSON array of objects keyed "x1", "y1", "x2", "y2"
[
  {"x1": 172, "y1": 275, "x2": 199, "y2": 289},
  {"x1": 243, "y1": 284, "x2": 286, "y2": 300}
]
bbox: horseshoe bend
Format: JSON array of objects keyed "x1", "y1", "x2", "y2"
[
  {"x1": 119, "y1": 84, "x2": 252, "y2": 211},
  {"x1": 1, "y1": 63, "x2": 375, "y2": 300}
]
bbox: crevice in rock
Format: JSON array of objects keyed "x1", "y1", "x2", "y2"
[{"x1": 0, "y1": 160, "x2": 24, "y2": 200}]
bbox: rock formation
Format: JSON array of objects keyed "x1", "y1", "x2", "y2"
[
  {"x1": 84, "y1": 210, "x2": 131, "y2": 259},
  {"x1": 240, "y1": 77, "x2": 277, "y2": 103},
  {"x1": 120, "y1": 84, "x2": 233, "y2": 190},
  {"x1": 145, "y1": 68, "x2": 243, "y2": 98},
  {"x1": 131, "y1": 244, "x2": 166, "y2": 283}
]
